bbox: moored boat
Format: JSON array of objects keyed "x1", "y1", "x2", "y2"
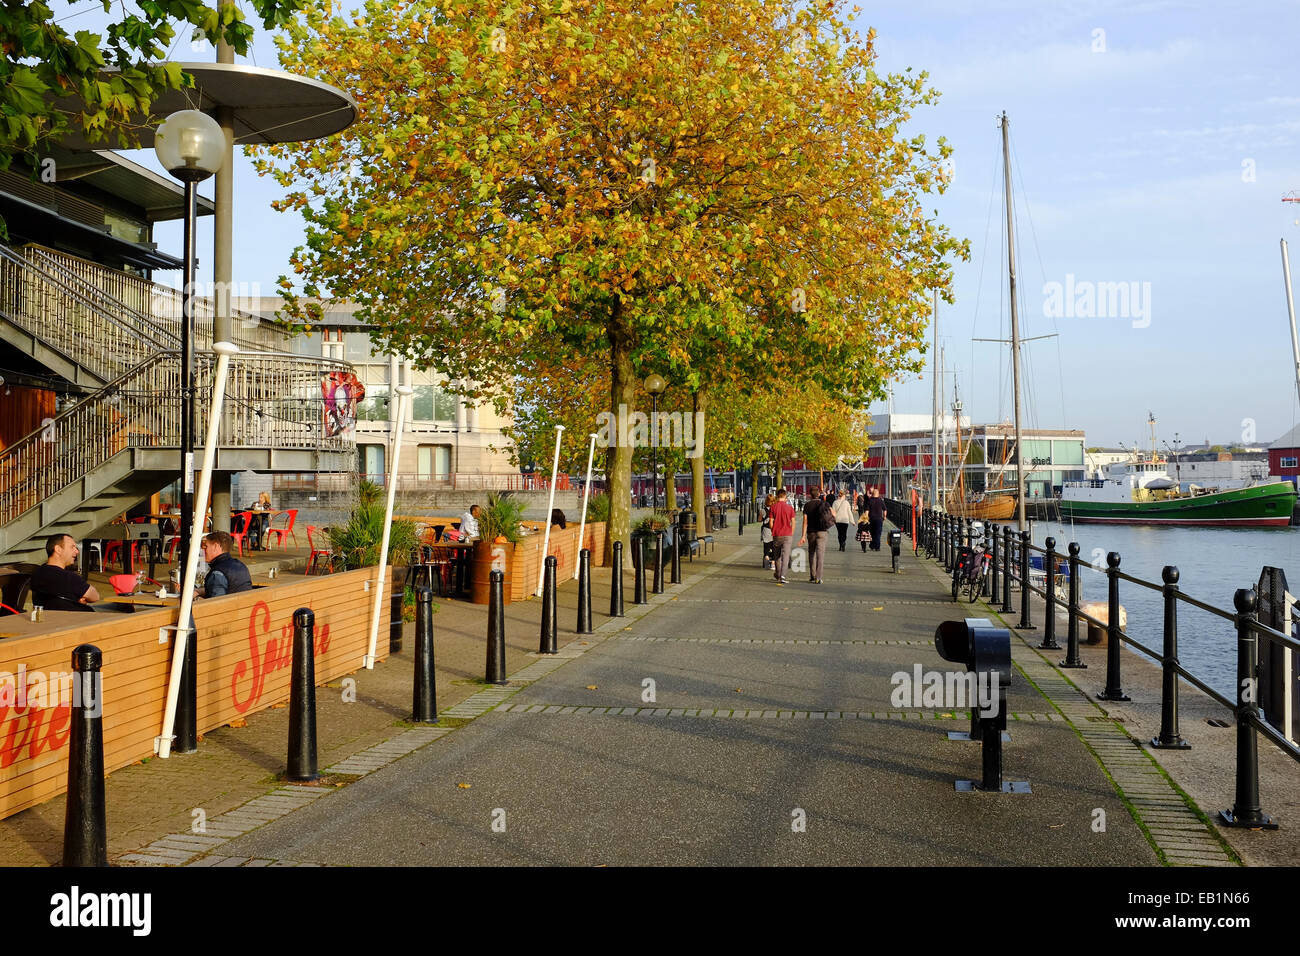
[{"x1": 1059, "y1": 457, "x2": 1296, "y2": 527}]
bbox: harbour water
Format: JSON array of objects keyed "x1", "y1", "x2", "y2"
[{"x1": 1026, "y1": 520, "x2": 1300, "y2": 699}]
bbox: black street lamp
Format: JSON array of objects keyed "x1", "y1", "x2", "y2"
[
  {"x1": 156, "y1": 110, "x2": 224, "y2": 572},
  {"x1": 645, "y1": 373, "x2": 667, "y2": 508}
]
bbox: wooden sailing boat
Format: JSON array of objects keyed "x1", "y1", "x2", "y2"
[{"x1": 946, "y1": 396, "x2": 1018, "y2": 520}]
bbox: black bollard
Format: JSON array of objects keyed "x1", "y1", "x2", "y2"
[
  {"x1": 653, "y1": 531, "x2": 665, "y2": 594},
  {"x1": 990, "y1": 524, "x2": 999, "y2": 598},
  {"x1": 412, "y1": 587, "x2": 438, "y2": 723},
  {"x1": 577, "y1": 549, "x2": 593, "y2": 634},
  {"x1": 670, "y1": 528, "x2": 681, "y2": 584},
  {"x1": 287, "y1": 608, "x2": 319, "y2": 782},
  {"x1": 738, "y1": 501, "x2": 745, "y2": 536},
  {"x1": 1039, "y1": 537, "x2": 1060, "y2": 650},
  {"x1": 1220, "y1": 588, "x2": 1277, "y2": 828},
  {"x1": 62, "y1": 644, "x2": 107, "y2": 867},
  {"x1": 1018, "y1": 530, "x2": 1036, "y2": 630},
  {"x1": 1001, "y1": 526, "x2": 1014, "y2": 614},
  {"x1": 174, "y1": 612, "x2": 198, "y2": 754},
  {"x1": 1096, "y1": 552, "x2": 1129, "y2": 701},
  {"x1": 390, "y1": 566, "x2": 405, "y2": 654},
  {"x1": 486, "y1": 569, "x2": 508, "y2": 684},
  {"x1": 633, "y1": 536, "x2": 647, "y2": 605},
  {"x1": 1152, "y1": 567, "x2": 1189, "y2": 749},
  {"x1": 539, "y1": 555, "x2": 558, "y2": 654},
  {"x1": 610, "y1": 541, "x2": 625, "y2": 617},
  {"x1": 1062, "y1": 542, "x2": 1086, "y2": 669}
]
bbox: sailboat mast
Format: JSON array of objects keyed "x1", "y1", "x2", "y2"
[
  {"x1": 1001, "y1": 111, "x2": 1028, "y2": 532},
  {"x1": 931, "y1": 291, "x2": 940, "y2": 509}
]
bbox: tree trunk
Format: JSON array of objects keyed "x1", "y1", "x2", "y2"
[
  {"x1": 750, "y1": 458, "x2": 760, "y2": 503},
  {"x1": 691, "y1": 388, "x2": 707, "y2": 532},
  {"x1": 776, "y1": 454, "x2": 784, "y2": 491},
  {"x1": 664, "y1": 468, "x2": 678, "y2": 512},
  {"x1": 606, "y1": 303, "x2": 634, "y2": 563}
]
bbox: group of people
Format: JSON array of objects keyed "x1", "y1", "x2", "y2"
[
  {"x1": 30, "y1": 530, "x2": 253, "y2": 613},
  {"x1": 759, "y1": 486, "x2": 886, "y2": 585}
]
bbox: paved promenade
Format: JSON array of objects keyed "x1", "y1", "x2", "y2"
[{"x1": 4, "y1": 517, "x2": 1279, "y2": 867}]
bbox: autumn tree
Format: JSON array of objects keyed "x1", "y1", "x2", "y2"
[{"x1": 254, "y1": 0, "x2": 964, "y2": 559}]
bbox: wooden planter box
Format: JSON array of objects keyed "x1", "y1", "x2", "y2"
[{"x1": 0, "y1": 568, "x2": 392, "y2": 821}]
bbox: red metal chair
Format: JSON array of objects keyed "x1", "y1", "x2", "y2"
[
  {"x1": 306, "y1": 525, "x2": 334, "y2": 575},
  {"x1": 266, "y1": 508, "x2": 299, "y2": 549},
  {"x1": 229, "y1": 511, "x2": 254, "y2": 556}
]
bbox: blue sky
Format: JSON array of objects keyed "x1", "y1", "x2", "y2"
[{"x1": 96, "y1": 0, "x2": 1300, "y2": 448}]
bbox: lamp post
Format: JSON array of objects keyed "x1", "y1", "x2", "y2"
[
  {"x1": 155, "y1": 110, "x2": 224, "y2": 578},
  {"x1": 644, "y1": 373, "x2": 667, "y2": 509}
]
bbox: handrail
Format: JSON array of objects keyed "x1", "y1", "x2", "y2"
[
  {"x1": 23, "y1": 244, "x2": 288, "y2": 355},
  {"x1": 0, "y1": 243, "x2": 169, "y2": 382},
  {"x1": 0, "y1": 350, "x2": 359, "y2": 528}
]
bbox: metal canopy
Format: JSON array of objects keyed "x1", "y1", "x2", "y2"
[{"x1": 53, "y1": 62, "x2": 357, "y2": 150}]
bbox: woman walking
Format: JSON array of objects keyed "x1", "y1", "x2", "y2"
[{"x1": 832, "y1": 491, "x2": 855, "y2": 552}]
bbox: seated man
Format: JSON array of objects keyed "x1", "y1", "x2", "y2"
[
  {"x1": 460, "y1": 504, "x2": 481, "y2": 542},
  {"x1": 31, "y1": 533, "x2": 99, "y2": 612},
  {"x1": 198, "y1": 531, "x2": 253, "y2": 598}
]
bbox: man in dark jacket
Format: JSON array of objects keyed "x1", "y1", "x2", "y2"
[
  {"x1": 867, "y1": 488, "x2": 887, "y2": 552},
  {"x1": 198, "y1": 531, "x2": 253, "y2": 598}
]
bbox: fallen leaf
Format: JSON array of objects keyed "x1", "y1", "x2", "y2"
[
  {"x1": 229, "y1": 718, "x2": 247, "y2": 728},
  {"x1": 586, "y1": 684, "x2": 598, "y2": 690},
  {"x1": 873, "y1": 606, "x2": 884, "y2": 611},
  {"x1": 457, "y1": 782, "x2": 472, "y2": 789},
  {"x1": 270, "y1": 702, "x2": 287, "y2": 709},
  {"x1": 734, "y1": 688, "x2": 742, "y2": 693},
  {"x1": 1048, "y1": 823, "x2": 1064, "y2": 829}
]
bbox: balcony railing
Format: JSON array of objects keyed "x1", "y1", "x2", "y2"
[{"x1": 0, "y1": 350, "x2": 358, "y2": 527}]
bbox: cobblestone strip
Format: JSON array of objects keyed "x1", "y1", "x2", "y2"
[
  {"x1": 325, "y1": 726, "x2": 453, "y2": 775},
  {"x1": 1015, "y1": 648, "x2": 1235, "y2": 867},
  {"x1": 490, "y1": 704, "x2": 1064, "y2": 721},
  {"x1": 616, "y1": 637, "x2": 928, "y2": 645},
  {"x1": 673, "y1": 598, "x2": 929, "y2": 605},
  {"x1": 117, "y1": 785, "x2": 331, "y2": 866}
]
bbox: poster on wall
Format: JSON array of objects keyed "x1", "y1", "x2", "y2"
[{"x1": 322, "y1": 371, "x2": 365, "y2": 439}]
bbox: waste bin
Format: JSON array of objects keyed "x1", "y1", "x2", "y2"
[{"x1": 678, "y1": 509, "x2": 697, "y2": 552}]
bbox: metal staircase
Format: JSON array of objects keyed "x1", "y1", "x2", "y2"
[{"x1": 0, "y1": 243, "x2": 357, "y2": 563}]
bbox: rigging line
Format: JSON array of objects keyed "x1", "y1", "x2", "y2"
[
  {"x1": 970, "y1": 133, "x2": 1002, "y2": 420},
  {"x1": 1010, "y1": 127, "x2": 1067, "y2": 434}
]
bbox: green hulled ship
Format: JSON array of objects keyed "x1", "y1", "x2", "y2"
[{"x1": 1059, "y1": 458, "x2": 1296, "y2": 527}]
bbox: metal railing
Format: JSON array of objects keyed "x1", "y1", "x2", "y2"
[
  {"x1": 898, "y1": 500, "x2": 1300, "y2": 830},
  {"x1": 22, "y1": 244, "x2": 289, "y2": 355},
  {"x1": 0, "y1": 243, "x2": 171, "y2": 381},
  {"x1": 0, "y1": 350, "x2": 357, "y2": 527}
]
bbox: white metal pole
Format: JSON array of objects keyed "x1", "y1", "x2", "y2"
[
  {"x1": 1282, "y1": 239, "x2": 1300, "y2": 409},
  {"x1": 156, "y1": 341, "x2": 237, "y2": 759},
  {"x1": 366, "y1": 383, "x2": 412, "y2": 668},
  {"x1": 574, "y1": 432, "x2": 597, "y2": 580},
  {"x1": 537, "y1": 425, "x2": 565, "y2": 596}
]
